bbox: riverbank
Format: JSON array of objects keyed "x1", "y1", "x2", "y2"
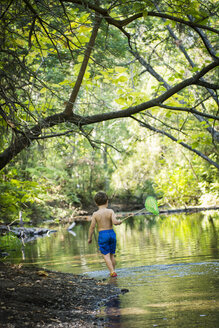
[{"x1": 0, "y1": 262, "x2": 124, "y2": 327}]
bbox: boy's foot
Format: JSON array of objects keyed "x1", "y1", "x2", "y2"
[{"x1": 110, "y1": 272, "x2": 117, "y2": 277}]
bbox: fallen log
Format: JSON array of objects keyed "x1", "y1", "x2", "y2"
[
  {"x1": 0, "y1": 225, "x2": 57, "y2": 239},
  {"x1": 117, "y1": 205, "x2": 219, "y2": 217},
  {"x1": 159, "y1": 205, "x2": 219, "y2": 215}
]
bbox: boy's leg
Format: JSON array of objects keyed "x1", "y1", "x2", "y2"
[
  {"x1": 102, "y1": 253, "x2": 114, "y2": 274},
  {"x1": 110, "y1": 253, "x2": 116, "y2": 271}
]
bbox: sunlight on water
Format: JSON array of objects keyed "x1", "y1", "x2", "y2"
[
  {"x1": 85, "y1": 261, "x2": 219, "y2": 280},
  {"x1": 2, "y1": 212, "x2": 219, "y2": 327}
]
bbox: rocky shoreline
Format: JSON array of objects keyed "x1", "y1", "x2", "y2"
[{"x1": 0, "y1": 262, "x2": 126, "y2": 327}]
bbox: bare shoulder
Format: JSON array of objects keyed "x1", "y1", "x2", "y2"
[
  {"x1": 92, "y1": 210, "x2": 98, "y2": 216},
  {"x1": 108, "y1": 209, "x2": 116, "y2": 218}
]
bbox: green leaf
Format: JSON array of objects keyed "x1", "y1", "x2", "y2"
[
  {"x1": 191, "y1": 141, "x2": 199, "y2": 149},
  {"x1": 164, "y1": 20, "x2": 171, "y2": 26},
  {"x1": 165, "y1": 111, "x2": 172, "y2": 118},
  {"x1": 115, "y1": 97, "x2": 127, "y2": 105},
  {"x1": 143, "y1": 9, "x2": 148, "y2": 18},
  {"x1": 40, "y1": 87, "x2": 47, "y2": 94},
  {"x1": 133, "y1": 3, "x2": 144, "y2": 12},
  {"x1": 117, "y1": 75, "x2": 128, "y2": 82},
  {"x1": 192, "y1": 67, "x2": 199, "y2": 72},
  {"x1": 115, "y1": 66, "x2": 127, "y2": 73}
]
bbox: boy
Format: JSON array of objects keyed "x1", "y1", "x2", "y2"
[{"x1": 88, "y1": 191, "x2": 122, "y2": 277}]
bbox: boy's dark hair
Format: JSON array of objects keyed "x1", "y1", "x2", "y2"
[{"x1": 94, "y1": 191, "x2": 108, "y2": 205}]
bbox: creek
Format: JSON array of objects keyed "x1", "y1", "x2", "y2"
[{"x1": 2, "y1": 211, "x2": 219, "y2": 327}]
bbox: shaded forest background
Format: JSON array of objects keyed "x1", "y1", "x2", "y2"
[{"x1": 0, "y1": 0, "x2": 218, "y2": 223}]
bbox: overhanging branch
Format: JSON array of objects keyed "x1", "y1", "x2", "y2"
[
  {"x1": 78, "y1": 60, "x2": 219, "y2": 125},
  {"x1": 130, "y1": 115, "x2": 219, "y2": 170},
  {"x1": 131, "y1": 47, "x2": 219, "y2": 141},
  {"x1": 65, "y1": 0, "x2": 219, "y2": 34},
  {"x1": 196, "y1": 81, "x2": 219, "y2": 90},
  {"x1": 0, "y1": 40, "x2": 218, "y2": 170},
  {"x1": 158, "y1": 104, "x2": 219, "y2": 120}
]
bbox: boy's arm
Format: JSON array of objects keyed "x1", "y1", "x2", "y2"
[
  {"x1": 111, "y1": 210, "x2": 122, "y2": 225},
  {"x1": 88, "y1": 215, "x2": 96, "y2": 243}
]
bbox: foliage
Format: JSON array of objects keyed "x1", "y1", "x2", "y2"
[
  {"x1": 111, "y1": 120, "x2": 218, "y2": 207},
  {"x1": 0, "y1": 231, "x2": 21, "y2": 249},
  {"x1": 0, "y1": 168, "x2": 42, "y2": 221},
  {"x1": 0, "y1": 0, "x2": 218, "y2": 221}
]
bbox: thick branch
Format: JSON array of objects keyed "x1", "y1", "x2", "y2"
[
  {"x1": 0, "y1": 112, "x2": 70, "y2": 170},
  {"x1": 0, "y1": 61, "x2": 218, "y2": 170},
  {"x1": 75, "y1": 60, "x2": 218, "y2": 125},
  {"x1": 64, "y1": 14, "x2": 102, "y2": 115}
]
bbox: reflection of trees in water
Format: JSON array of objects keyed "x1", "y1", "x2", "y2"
[
  {"x1": 114, "y1": 212, "x2": 219, "y2": 279},
  {"x1": 208, "y1": 216, "x2": 218, "y2": 257},
  {"x1": 3, "y1": 212, "x2": 219, "y2": 273}
]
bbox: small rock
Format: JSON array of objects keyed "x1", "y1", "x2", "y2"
[{"x1": 121, "y1": 288, "x2": 129, "y2": 294}]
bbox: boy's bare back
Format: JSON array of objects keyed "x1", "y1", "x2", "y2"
[
  {"x1": 88, "y1": 191, "x2": 121, "y2": 245},
  {"x1": 93, "y1": 208, "x2": 117, "y2": 231}
]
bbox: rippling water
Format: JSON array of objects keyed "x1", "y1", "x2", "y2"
[{"x1": 2, "y1": 211, "x2": 219, "y2": 327}]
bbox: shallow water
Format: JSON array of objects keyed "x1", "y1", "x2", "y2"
[
  {"x1": 95, "y1": 261, "x2": 219, "y2": 327},
  {"x1": 2, "y1": 212, "x2": 219, "y2": 327}
]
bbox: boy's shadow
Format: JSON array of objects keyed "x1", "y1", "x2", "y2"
[
  {"x1": 105, "y1": 293, "x2": 122, "y2": 327},
  {"x1": 103, "y1": 277, "x2": 129, "y2": 327}
]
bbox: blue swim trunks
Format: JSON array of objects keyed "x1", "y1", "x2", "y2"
[{"x1": 98, "y1": 229, "x2": 116, "y2": 255}]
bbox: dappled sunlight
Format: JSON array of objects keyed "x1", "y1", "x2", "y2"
[
  {"x1": 2, "y1": 213, "x2": 219, "y2": 327},
  {"x1": 99, "y1": 306, "x2": 149, "y2": 316},
  {"x1": 147, "y1": 299, "x2": 219, "y2": 311},
  {"x1": 1, "y1": 0, "x2": 218, "y2": 326}
]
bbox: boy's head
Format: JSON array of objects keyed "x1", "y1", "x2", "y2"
[{"x1": 94, "y1": 191, "x2": 108, "y2": 206}]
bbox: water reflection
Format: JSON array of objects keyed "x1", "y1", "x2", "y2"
[
  {"x1": 2, "y1": 212, "x2": 219, "y2": 327},
  {"x1": 3, "y1": 212, "x2": 219, "y2": 273},
  {"x1": 94, "y1": 262, "x2": 219, "y2": 328}
]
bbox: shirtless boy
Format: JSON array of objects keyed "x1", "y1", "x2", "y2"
[{"x1": 88, "y1": 191, "x2": 122, "y2": 277}]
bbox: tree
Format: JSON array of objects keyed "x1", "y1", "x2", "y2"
[{"x1": 0, "y1": 0, "x2": 218, "y2": 170}]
